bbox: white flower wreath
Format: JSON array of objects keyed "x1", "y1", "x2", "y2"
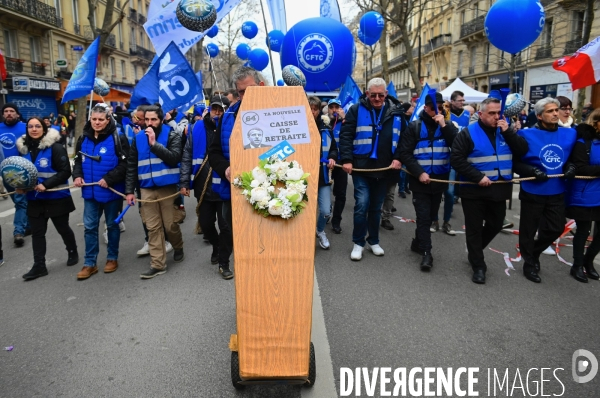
[{"x1": 232, "y1": 155, "x2": 309, "y2": 219}]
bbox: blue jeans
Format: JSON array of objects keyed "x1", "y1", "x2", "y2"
[
  {"x1": 398, "y1": 170, "x2": 407, "y2": 192},
  {"x1": 316, "y1": 185, "x2": 332, "y2": 233},
  {"x1": 351, "y1": 175, "x2": 387, "y2": 246},
  {"x1": 83, "y1": 199, "x2": 122, "y2": 266},
  {"x1": 5, "y1": 184, "x2": 29, "y2": 235},
  {"x1": 433, "y1": 168, "x2": 456, "y2": 223}
]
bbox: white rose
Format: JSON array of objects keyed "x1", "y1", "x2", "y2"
[
  {"x1": 268, "y1": 199, "x2": 283, "y2": 216},
  {"x1": 251, "y1": 167, "x2": 268, "y2": 184},
  {"x1": 250, "y1": 186, "x2": 269, "y2": 203},
  {"x1": 286, "y1": 167, "x2": 304, "y2": 181}
]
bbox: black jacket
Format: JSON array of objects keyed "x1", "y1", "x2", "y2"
[
  {"x1": 208, "y1": 105, "x2": 240, "y2": 182},
  {"x1": 566, "y1": 123, "x2": 600, "y2": 220},
  {"x1": 125, "y1": 124, "x2": 183, "y2": 194},
  {"x1": 180, "y1": 115, "x2": 220, "y2": 201},
  {"x1": 72, "y1": 119, "x2": 130, "y2": 187},
  {"x1": 450, "y1": 120, "x2": 528, "y2": 201},
  {"x1": 316, "y1": 116, "x2": 338, "y2": 187},
  {"x1": 339, "y1": 95, "x2": 405, "y2": 179},
  {"x1": 399, "y1": 111, "x2": 458, "y2": 194}
]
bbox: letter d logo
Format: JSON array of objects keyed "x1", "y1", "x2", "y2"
[{"x1": 573, "y1": 349, "x2": 598, "y2": 383}]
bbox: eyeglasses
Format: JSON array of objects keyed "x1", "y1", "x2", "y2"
[
  {"x1": 369, "y1": 93, "x2": 386, "y2": 99},
  {"x1": 559, "y1": 107, "x2": 573, "y2": 112},
  {"x1": 28, "y1": 124, "x2": 42, "y2": 129}
]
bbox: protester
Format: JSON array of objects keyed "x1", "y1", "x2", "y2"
[
  {"x1": 339, "y1": 78, "x2": 403, "y2": 261},
  {"x1": 399, "y1": 91, "x2": 457, "y2": 271},
  {"x1": 73, "y1": 104, "x2": 129, "y2": 280},
  {"x1": 125, "y1": 104, "x2": 184, "y2": 279},
  {"x1": 565, "y1": 110, "x2": 600, "y2": 283},
  {"x1": 581, "y1": 102, "x2": 593, "y2": 122},
  {"x1": 327, "y1": 98, "x2": 347, "y2": 234},
  {"x1": 397, "y1": 103, "x2": 413, "y2": 199},
  {"x1": 556, "y1": 96, "x2": 576, "y2": 128},
  {"x1": 513, "y1": 97, "x2": 577, "y2": 283},
  {"x1": 450, "y1": 98, "x2": 528, "y2": 284},
  {"x1": 17, "y1": 117, "x2": 78, "y2": 281},
  {"x1": 226, "y1": 89, "x2": 239, "y2": 107}
]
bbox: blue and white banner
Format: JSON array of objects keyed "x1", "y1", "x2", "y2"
[
  {"x1": 265, "y1": 0, "x2": 287, "y2": 33},
  {"x1": 386, "y1": 81, "x2": 397, "y2": 99},
  {"x1": 61, "y1": 37, "x2": 100, "y2": 104},
  {"x1": 409, "y1": 83, "x2": 431, "y2": 123},
  {"x1": 144, "y1": 0, "x2": 242, "y2": 56},
  {"x1": 130, "y1": 42, "x2": 203, "y2": 111},
  {"x1": 320, "y1": 0, "x2": 341, "y2": 22},
  {"x1": 337, "y1": 75, "x2": 362, "y2": 111}
]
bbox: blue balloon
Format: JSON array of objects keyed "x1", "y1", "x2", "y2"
[
  {"x1": 281, "y1": 17, "x2": 355, "y2": 92},
  {"x1": 206, "y1": 25, "x2": 219, "y2": 38},
  {"x1": 248, "y1": 48, "x2": 269, "y2": 71},
  {"x1": 242, "y1": 21, "x2": 258, "y2": 39},
  {"x1": 206, "y1": 43, "x2": 219, "y2": 57},
  {"x1": 266, "y1": 30, "x2": 285, "y2": 53},
  {"x1": 358, "y1": 29, "x2": 378, "y2": 46},
  {"x1": 485, "y1": 0, "x2": 545, "y2": 54},
  {"x1": 359, "y1": 11, "x2": 384, "y2": 40},
  {"x1": 276, "y1": 79, "x2": 285, "y2": 86},
  {"x1": 235, "y1": 43, "x2": 251, "y2": 60}
]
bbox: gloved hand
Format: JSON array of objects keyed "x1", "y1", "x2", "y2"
[
  {"x1": 533, "y1": 167, "x2": 549, "y2": 182},
  {"x1": 563, "y1": 163, "x2": 577, "y2": 179}
]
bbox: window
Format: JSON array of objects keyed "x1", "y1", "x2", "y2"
[
  {"x1": 131, "y1": 27, "x2": 136, "y2": 45},
  {"x1": 447, "y1": 18, "x2": 451, "y2": 33},
  {"x1": 134, "y1": 65, "x2": 138, "y2": 81},
  {"x1": 485, "y1": 43, "x2": 490, "y2": 64},
  {"x1": 140, "y1": 31, "x2": 144, "y2": 47},
  {"x1": 541, "y1": 18, "x2": 553, "y2": 46},
  {"x1": 118, "y1": 22, "x2": 123, "y2": 42},
  {"x1": 110, "y1": 57, "x2": 116, "y2": 76},
  {"x1": 58, "y1": 41, "x2": 67, "y2": 60},
  {"x1": 457, "y1": 50, "x2": 463, "y2": 70},
  {"x1": 430, "y1": 28, "x2": 434, "y2": 41},
  {"x1": 460, "y1": 10, "x2": 465, "y2": 25},
  {"x1": 470, "y1": 46, "x2": 477, "y2": 67},
  {"x1": 572, "y1": 11, "x2": 584, "y2": 40},
  {"x1": 30, "y1": 37, "x2": 42, "y2": 63},
  {"x1": 121, "y1": 60, "x2": 126, "y2": 78},
  {"x1": 439, "y1": 23, "x2": 443, "y2": 36},
  {"x1": 72, "y1": 0, "x2": 79, "y2": 24},
  {"x1": 3, "y1": 30, "x2": 18, "y2": 58},
  {"x1": 54, "y1": 0, "x2": 62, "y2": 17},
  {"x1": 474, "y1": 2, "x2": 479, "y2": 18}
]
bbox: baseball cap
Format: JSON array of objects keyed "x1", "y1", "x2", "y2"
[
  {"x1": 327, "y1": 99, "x2": 342, "y2": 107},
  {"x1": 209, "y1": 95, "x2": 230, "y2": 109}
]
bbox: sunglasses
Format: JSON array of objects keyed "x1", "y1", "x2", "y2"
[{"x1": 369, "y1": 93, "x2": 386, "y2": 99}]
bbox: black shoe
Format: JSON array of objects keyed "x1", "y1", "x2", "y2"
[
  {"x1": 391, "y1": 207, "x2": 397, "y2": 212},
  {"x1": 584, "y1": 262, "x2": 600, "y2": 280},
  {"x1": 502, "y1": 219, "x2": 514, "y2": 229},
  {"x1": 23, "y1": 264, "x2": 48, "y2": 281},
  {"x1": 24, "y1": 228, "x2": 32, "y2": 237},
  {"x1": 523, "y1": 264, "x2": 541, "y2": 283},
  {"x1": 453, "y1": 196, "x2": 459, "y2": 204},
  {"x1": 420, "y1": 252, "x2": 433, "y2": 271},
  {"x1": 534, "y1": 260, "x2": 540, "y2": 273},
  {"x1": 410, "y1": 239, "x2": 424, "y2": 255},
  {"x1": 381, "y1": 219, "x2": 394, "y2": 230},
  {"x1": 398, "y1": 191, "x2": 406, "y2": 198},
  {"x1": 332, "y1": 224, "x2": 342, "y2": 234},
  {"x1": 219, "y1": 265, "x2": 234, "y2": 280},
  {"x1": 472, "y1": 269, "x2": 486, "y2": 284},
  {"x1": 14, "y1": 234, "x2": 24, "y2": 247},
  {"x1": 210, "y1": 247, "x2": 219, "y2": 264},
  {"x1": 140, "y1": 267, "x2": 166, "y2": 279},
  {"x1": 174, "y1": 249, "x2": 184, "y2": 262},
  {"x1": 570, "y1": 265, "x2": 588, "y2": 283},
  {"x1": 405, "y1": 188, "x2": 411, "y2": 195},
  {"x1": 67, "y1": 250, "x2": 79, "y2": 266}
]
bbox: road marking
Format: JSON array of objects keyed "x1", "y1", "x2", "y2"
[{"x1": 302, "y1": 273, "x2": 338, "y2": 398}]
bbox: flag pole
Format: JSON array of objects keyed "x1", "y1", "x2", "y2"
[
  {"x1": 259, "y1": 0, "x2": 276, "y2": 85},
  {"x1": 88, "y1": 89, "x2": 94, "y2": 120}
]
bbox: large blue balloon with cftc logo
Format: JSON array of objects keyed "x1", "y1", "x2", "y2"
[{"x1": 280, "y1": 17, "x2": 355, "y2": 92}]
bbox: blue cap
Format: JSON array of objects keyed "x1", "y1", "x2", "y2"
[
  {"x1": 488, "y1": 90, "x2": 502, "y2": 100},
  {"x1": 328, "y1": 99, "x2": 342, "y2": 107}
]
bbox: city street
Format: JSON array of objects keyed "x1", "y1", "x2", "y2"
[{"x1": 0, "y1": 179, "x2": 599, "y2": 397}]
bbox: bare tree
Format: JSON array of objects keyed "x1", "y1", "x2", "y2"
[{"x1": 575, "y1": 0, "x2": 594, "y2": 123}]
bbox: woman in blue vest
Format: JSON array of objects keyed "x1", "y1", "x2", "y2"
[
  {"x1": 566, "y1": 110, "x2": 600, "y2": 283},
  {"x1": 73, "y1": 104, "x2": 130, "y2": 280},
  {"x1": 16, "y1": 117, "x2": 78, "y2": 281},
  {"x1": 308, "y1": 96, "x2": 338, "y2": 250}
]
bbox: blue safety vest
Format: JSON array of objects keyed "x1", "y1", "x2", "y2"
[
  {"x1": 518, "y1": 126, "x2": 577, "y2": 195},
  {"x1": 190, "y1": 119, "x2": 221, "y2": 187},
  {"x1": 212, "y1": 101, "x2": 240, "y2": 200},
  {"x1": 461, "y1": 122, "x2": 512, "y2": 181},
  {"x1": 136, "y1": 125, "x2": 180, "y2": 188},
  {"x1": 331, "y1": 120, "x2": 342, "y2": 160},
  {"x1": 81, "y1": 134, "x2": 124, "y2": 202},
  {"x1": 451, "y1": 110, "x2": 471, "y2": 132},
  {"x1": 567, "y1": 138, "x2": 600, "y2": 207},
  {"x1": 0, "y1": 121, "x2": 26, "y2": 158},
  {"x1": 413, "y1": 121, "x2": 451, "y2": 175},
  {"x1": 24, "y1": 147, "x2": 70, "y2": 201},
  {"x1": 320, "y1": 128, "x2": 333, "y2": 185},
  {"x1": 352, "y1": 105, "x2": 401, "y2": 156}
]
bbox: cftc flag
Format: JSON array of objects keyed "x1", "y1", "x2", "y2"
[
  {"x1": 265, "y1": 0, "x2": 287, "y2": 33},
  {"x1": 386, "y1": 81, "x2": 397, "y2": 99},
  {"x1": 320, "y1": 0, "x2": 341, "y2": 22},
  {"x1": 337, "y1": 75, "x2": 362, "y2": 111},
  {"x1": 62, "y1": 37, "x2": 100, "y2": 104},
  {"x1": 409, "y1": 83, "x2": 431, "y2": 123}
]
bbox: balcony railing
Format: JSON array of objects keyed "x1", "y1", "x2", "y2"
[
  {"x1": 130, "y1": 44, "x2": 155, "y2": 62},
  {"x1": 84, "y1": 26, "x2": 116, "y2": 48},
  {"x1": 32, "y1": 62, "x2": 46, "y2": 75},
  {"x1": 371, "y1": 65, "x2": 382, "y2": 75},
  {"x1": 468, "y1": 66, "x2": 475, "y2": 75},
  {"x1": 536, "y1": 45, "x2": 552, "y2": 60},
  {"x1": 74, "y1": 23, "x2": 81, "y2": 35},
  {"x1": 565, "y1": 38, "x2": 582, "y2": 54},
  {"x1": 430, "y1": 34, "x2": 452, "y2": 50},
  {"x1": 57, "y1": 17, "x2": 63, "y2": 29},
  {"x1": 129, "y1": 8, "x2": 138, "y2": 22},
  {"x1": 460, "y1": 15, "x2": 485, "y2": 39},
  {"x1": 389, "y1": 53, "x2": 407, "y2": 68},
  {"x1": 5, "y1": 58, "x2": 24, "y2": 73},
  {"x1": 138, "y1": 14, "x2": 146, "y2": 24},
  {"x1": 57, "y1": 70, "x2": 72, "y2": 79},
  {"x1": 456, "y1": 69, "x2": 462, "y2": 77},
  {"x1": 390, "y1": 30, "x2": 402, "y2": 43},
  {"x1": 0, "y1": 0, "x2": 60, "y2": 27}
]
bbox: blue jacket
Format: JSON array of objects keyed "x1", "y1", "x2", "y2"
[
  {"x1": 136, "y1": 125, "x2": 180, "y2": 188},
  {"x1": 0, "y1": 121, "x2": 26, "y2": 158},
  {"x1": 80, "y1": 134, "x2": 125, "y2": 202},
  {"x1": 462, "y1": 122, "x2": 512, "y2": 181},
  {"x1": 212, "y1": 101, "x2": 240, "y2": 200},
  {"x1": 568, "y1": 138, "x2": 600, "y2": 207},
  {"x1": 451, "y1": 110, "x2": 471, "y2": 132}
]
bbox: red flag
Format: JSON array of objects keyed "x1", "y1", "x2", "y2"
[
  {"x1": 0, "y1": 50, "x2": 7, "y2": 81},
  {"x1": 553, "y1": 36, "x2": 600, "y2": 90}
]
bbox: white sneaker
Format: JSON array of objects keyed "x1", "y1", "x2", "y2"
[
  {"x1": 316, "y1": 231, "x2": 330, "y2": 250},
  {"x1": 542, "y1": 246, "x2": 556, "y2": 256},
  {"x1": 103, "y1": 229, "x2": 108, "y2": 244},
  {"x1": 350, "y1": 244, "x2": 363, "y2": 261},
  {"x1": 366, "y1": 243, "x2": 385, "y2": 256},
  {"x1": 165, "y1": 241, "x2": 173, "y2": 253},
  {"x1": 119, "y1": 221, "x2": 126, "y2": 232},
  {"x1": 137, "y1": 241, "x2": 150, "y2": 257}
]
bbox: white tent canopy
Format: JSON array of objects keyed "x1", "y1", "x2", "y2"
[{"x1": 440, "y1": 77, "x2": 489, "y2": 103}]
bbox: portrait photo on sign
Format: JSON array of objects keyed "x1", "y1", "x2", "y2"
[{"x1": 241, "y1": 106, "x2": 311, "y2": 150}]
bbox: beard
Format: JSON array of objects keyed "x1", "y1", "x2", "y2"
[
  {"x1": 3, "y1": 116, "x2": 18, "y2": 126},
  {"x1": 150, "y1": 124, "x2": 161, "y2": 134}
]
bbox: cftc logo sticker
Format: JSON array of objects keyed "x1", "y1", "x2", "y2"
[{"x1": 297, "y1": 34, "x2": 334, "y2": 73}]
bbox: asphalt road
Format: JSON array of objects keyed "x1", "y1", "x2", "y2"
[{"x1": 1, "y1": 178, "x2": 599, "y2": 398}]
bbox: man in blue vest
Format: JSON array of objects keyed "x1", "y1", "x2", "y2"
[
  {"x1": 180, "y1": 95, "x2": 233, "y2": 278},
  {"x1": 327, "y1": 98, "x2": 347, "y2": 234},
  {"x1": 399, "y1": 91, "x2": 457, "y2": 270},
  {"x1": 450, "y1": 98, "x2": 528, "y2": 284},
  {"x1": 0, "y1": 103, "x2": 30, "y2": 247},
  {"x1": 125, "y1": 104, "x2": 184, "y2": 279},
  {"x1": 513, "y1": 97, "x2": 577, "y2": 283},
  {"x1": 208, "y1": 66, "x2": 265, "y2": 279},
  {"x1": 339, "y1": 78, "x2": 403, "y2": 261}
]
